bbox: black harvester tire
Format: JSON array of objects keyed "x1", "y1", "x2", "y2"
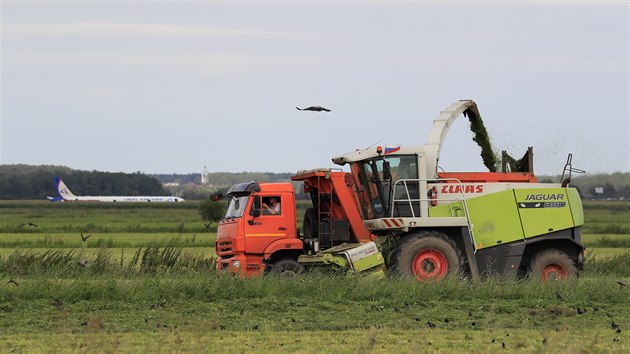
[
  {"x1": 528, "y1": 249, "x2": 577, "y2": 281},
  {"x1": 394, "y1": 232, "x2": 461, "y2": 281},
  {"x1": 267, "y1": 258, "x2": 304, "y2": 277}
]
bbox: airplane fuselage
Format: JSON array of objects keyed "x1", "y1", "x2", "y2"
[
  {"x1": 49, "y1": 177, "x2": 185, "y2": 203},
  {"x1": 62, "y1": 196, "x2": 185, "y2": 202}
]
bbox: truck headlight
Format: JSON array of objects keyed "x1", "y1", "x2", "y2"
[{"x1": 232, "y1": 260, "x2": 241, "y2": 268}]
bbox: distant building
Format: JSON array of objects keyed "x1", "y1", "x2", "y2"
[
  {"x1": 201, "y1": 165, "x2": 209, "y2": 184},
  {"x1": 163, "y1": 182, "x2": 180, "y2": 188}
]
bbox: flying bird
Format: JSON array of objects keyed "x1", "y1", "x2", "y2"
[
  {"x1": 296, "y1": 106, "x2": 331, "y2": 112},
  {"x1": 80, "y1": 233, "x2": 92, "y2": 242}
]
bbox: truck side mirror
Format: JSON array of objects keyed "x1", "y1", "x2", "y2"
[{"x1": 250, "y1": 195, "x2": 261, "y2": 218}]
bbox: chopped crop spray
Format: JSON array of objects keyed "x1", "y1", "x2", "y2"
[{"x1": 464, "y1": 105, "x2": 498, "y2": 172}]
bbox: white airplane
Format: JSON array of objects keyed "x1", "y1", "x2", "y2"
[{"x1": 47, "y1": 177, "x2": 185, "y2": 202}]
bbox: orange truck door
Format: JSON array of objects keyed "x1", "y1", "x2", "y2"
[{"x1": 244, "y1": 194, "x2": 289, "y2": 254}]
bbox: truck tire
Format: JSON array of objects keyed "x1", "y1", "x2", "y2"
[
  {"x1": 267, "y1": 258, "x2": 303, "y2": 277},
  {"x1": 394, "y1": 232, "x2": 461, "y2": 281},
  {"x1": 528, "y1": 249, "x2": 577, "y2": 281},
  {"x1": 303, "y1": 208, "x2": 318, "y2": 239}
]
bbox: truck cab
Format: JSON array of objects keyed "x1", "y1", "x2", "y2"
[
  {"x1": 215, "y1": 170, "x2": 378, "y2": 277},
  {"x1": 215, "y1": 182, "x2": 303, "y2": 276}
]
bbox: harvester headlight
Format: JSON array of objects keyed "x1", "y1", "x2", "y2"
[{"x1": 232, "y1": 260, "x2": 241, "y2": 268}]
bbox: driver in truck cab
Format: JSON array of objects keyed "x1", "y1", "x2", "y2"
[{"x1": 262, "y1": 196, "x2": 281, "y2": 215}]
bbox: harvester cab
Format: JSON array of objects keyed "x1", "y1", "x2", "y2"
[{"x1": 332, "y1": 100, "x2": 585, "y2": 281}]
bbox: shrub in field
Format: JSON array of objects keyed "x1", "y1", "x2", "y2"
[{"x1": 199, "y1": 200, "x2": 227, "y2": 223}]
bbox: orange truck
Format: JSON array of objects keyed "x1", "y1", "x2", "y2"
[{"x1": 215, "y1": 169, "x2": 375, "y2": 276}]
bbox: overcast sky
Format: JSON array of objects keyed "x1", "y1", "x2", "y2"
[{"x1": 1, "y1": 1, "x2": 628, "y2": 176}]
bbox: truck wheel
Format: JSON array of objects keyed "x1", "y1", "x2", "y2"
[
  {"x1": 267, "y1": 259, "x2": 303, "y2": 277},
  {"x1": 303, "y1": 208, "x2": 318, "y2": 239},
  {"x1": 395, "y1": 233, "x2": 461, "y2": 281},
  {"x1": 529, "y1": 249, "x2": 577, "y2": 281}
]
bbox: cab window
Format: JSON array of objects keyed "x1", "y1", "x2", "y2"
[{"x1": 262, "y1": 196, "x2": 282, "y2": 215}]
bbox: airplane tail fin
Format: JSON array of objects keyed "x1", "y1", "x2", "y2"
[{"x1": 53, "y1": 177, "x2": 76, "y2": 201}]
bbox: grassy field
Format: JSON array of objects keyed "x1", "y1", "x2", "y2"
[
  {"x1": 0, "y1": 200, "x2": 206, "y2": 233},
  {"x1": 1, "y1": 274, "x2": 629, "y2": 352},
  {"x1": 0, "y1": 200, "x2": 629, "y2": 352}
]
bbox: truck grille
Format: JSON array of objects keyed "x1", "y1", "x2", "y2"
[{"x1": 218, "y1": 240, "x2": 233, "y2": 253}]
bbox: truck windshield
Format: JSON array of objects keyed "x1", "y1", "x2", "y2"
[
  {"x1": 224, "y1": 195, "x2": 250, "y2": 218},
  {"x1": 350, "y1": 155, "x2": 418, "y2": 219}
]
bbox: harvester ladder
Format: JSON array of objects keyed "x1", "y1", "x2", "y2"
[{"x1": 316, "y1": 173, "x2": 334, "y2": 248}]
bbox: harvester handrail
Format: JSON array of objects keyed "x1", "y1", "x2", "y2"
[
  {"x1": 389, "y1": 177, "x2": 476, "y2": 250},
  {"x1": 390, "y1": 178, "x2": 468, "y2": 213}
]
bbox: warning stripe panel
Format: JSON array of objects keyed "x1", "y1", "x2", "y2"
[{"x1": 380, "y1": 219, "x2": 405, "y2": 228}]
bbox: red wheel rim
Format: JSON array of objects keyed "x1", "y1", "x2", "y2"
[
  {"x1": 541, "y1": 263, "x2": 568, "y2": 281},
  {"x1": 412, "y1": 249, "x2": 448, "y2": 281}
]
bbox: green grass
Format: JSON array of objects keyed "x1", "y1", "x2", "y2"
[
  {"x1": 583, "y1": 234, "x2": 630, "y2": 248},
  {"x1": 0, "y1": 200, "x2": 208, "y2": 233},
  {"x1": 586, "y1": 247, "x2": 630, "y2": 258},
  {"x1": 0, "y1": 274, "x2": 629, "y2": 352},
  {"x1": 0, "y1": 247, "x2": 215, "y2": 275},
  {"x1": 0, "y1": 246, "x2": 215, "y2": 261},
  {"x1": 0, "y1": 328, "x2": 627, "y2": 353},
  {"x1": 583, "y1": 201, "x2": 630, "y2": 234},
  {"x1": 0, "y1": 233, "x2": 216, "y2": 248},
  {"x1": 0, "y1": 200, "x2": 629, "y2": 352}
]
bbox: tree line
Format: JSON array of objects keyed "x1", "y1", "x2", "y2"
[
  {"x1": 1, "y1": 164, "x2": 628, "y2": 200},
  {"x1": 572, "y1": 173, "x2": 630, "y2": 200},
  {"x1": 0, "y1": 165, "x2": 167, "y2": 200},
  {"x1": 152, "y1": 171, "x2": 294, "y2": 186},
  {"x1": 539, "y1": 172, "x2": 630, "y2": 200}
]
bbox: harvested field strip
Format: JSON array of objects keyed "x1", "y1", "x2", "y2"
[
  {"x1": 583, "y1": 234, "x2": 630, "y2": 248},
  {"x1": 1, "y1": 328, "x2": 628, "y2": 353}
]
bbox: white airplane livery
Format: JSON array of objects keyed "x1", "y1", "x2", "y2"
[{"x1": 47, "y1": 177, "x2": 185, "y2": 202}]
